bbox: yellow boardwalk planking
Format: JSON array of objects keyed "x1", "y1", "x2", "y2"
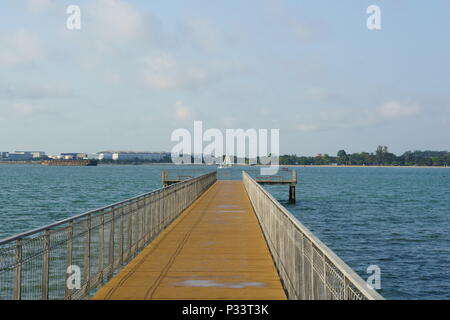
[{"x1": 93, "y1": 181, "x2": 287, "y2": 300}]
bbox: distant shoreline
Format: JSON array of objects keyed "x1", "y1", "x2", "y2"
[
  {"x1": 0, "y1": 161, "x2": 449, "y2": 168},
  {"x1": 281, "y1": 164, "x2": 450, "y2": 169}
]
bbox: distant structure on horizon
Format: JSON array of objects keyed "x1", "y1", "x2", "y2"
[
  {"x1": 97, "y1": 151, "x2": 170, "y2": 161},
  {"x1": 60, "y1": 153, "x2": 88, "y2": 160},
  {"x1": 0, "y1": 151, "x2": 46, "y2": 161}
]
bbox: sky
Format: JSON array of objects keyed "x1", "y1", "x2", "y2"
[{"x1": 0, "y1": 0, "x2": 449, "y2": 156}]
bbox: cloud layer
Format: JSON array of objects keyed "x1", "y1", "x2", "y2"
[
  {"x1": 0, "y1": 0, "x2": 448, "y2": 155},
  {"x1": 296, "y1": 101, "x2": 421, "y2": 132}
]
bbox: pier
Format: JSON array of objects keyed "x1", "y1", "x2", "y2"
[
  {"x1": 163, "y1": 168, "x2": 298, "y2": 202},
  {"x1": 0, "y1": 171, "x2": 383, "y2": 300}
]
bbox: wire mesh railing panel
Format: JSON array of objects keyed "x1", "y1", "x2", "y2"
[
  {"x1": 242, "y1": 168, "x2": 296, "y2": 183},
  {"x1": 48, "y1": 227, "x2": 69, "y2": 300},
  {"x1": 0, "y1": 243, "x2": 16, "y2": 299},
  {"x1": 0, "y1": 171, "x2": 216, "y2": 300},
  {"x1": 20, "y1": 236, "x2": 47, "y2": 300},
  {"x1": 242, "y1": 172, "x2": 383, "y2": 300}
]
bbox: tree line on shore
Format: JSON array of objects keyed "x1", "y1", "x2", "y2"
[
  {"x1": 280, "y1": 146, "x2": 450, "y2": 166},
  {"x1": 98, "y1": 147, "x2": 450, "y2": 166},
  {"x1": 4, "y1": 146, "x2": 447, "y2": 166}
]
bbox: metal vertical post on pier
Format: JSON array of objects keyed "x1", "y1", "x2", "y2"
[
  {"x1": 289, "y1": 170, "x2": 297, "y2": 203},
  {"x1": 13, "y1": 239, "x2": 22, "y2": 300}
]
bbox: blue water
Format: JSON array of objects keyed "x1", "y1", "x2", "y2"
[
  {"x1": 0, "y1": 164, "x2": 449, "y2": 299},
  {"x1": 266, "y1": 167, "x2": 450, "y2": 300}
]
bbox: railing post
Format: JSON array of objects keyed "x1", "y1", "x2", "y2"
[
  {"x1": 148, "y1": 196, "x2": 154, "y2": 242},
  {"x1": 139, "y1": 199, "x2": 144, "y2": 250},
  {"x1": 344, "y1": 277, "x2": 348, "y2": 300},
  {"x1": 323, "y1": 253, "x2": 328, "y2": 299},
  {"x1": 98, "y1": 213, "x2": 105, "y2": 286},
  {"x1": 133, "y1": 201, "x2": 138, "y2": 253},
  {"x1": 136, "y1": 200, "x2": 140, "y2": 250},
  {"x1": 65, "y1": 222, "x2": 74, "y2": 300},
  {"x1": 108, "y1": 209, "x2": 115, "y2": 279},
  {"x1": 158, "y1": 192, "x2": 162, "y2": 232},
  {"x1": 127, "y1": 204, "x2": 132, "y2": 260},
  {"x1": 310, "y1": 243, "x2": 315, "y2": 300},
  {"x1": 83, "y1": 215, "x2": 91, "y2": 299},
  {"x1": 142, "y1": 197, "x2": 148, "y2": 245},
  {"x1": 119, "y1": 206, "x2": 124, "y2": 267},
  {"x1": 42, "y1": 229, "x2": 50, "y2": 300},
  {"x1": 302, "y1": 235, "x2": 306, "y2": 300},
  {"x1": 146, "y1": 196, "x2": 151, "y2": 243},
  {"x1": 161, "y1": 191, "x2": 165, "y2": 229},
  {"x1": 13, "y1": 239, "x2": 22, "y2": 300}
]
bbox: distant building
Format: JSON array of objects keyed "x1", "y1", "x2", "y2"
[
  {"x1": 0, "y1": 152, "x2": 9, "y2": 161},
  {"x1": 7, "y1": 152, "x2": 33, "y2": 161},
  {"x1": 86, "y1": 154, "x2": 100, "y2": 160},
  {"x1": 97, "y1": 151, "x2": 170, "y2": 162},
  {"x1": 97, "y1": 152, "x2": 114, "y2": 160},
  {"x1": 15, "y1": 151, "x2": 46, "y2": 159},
  {"x1": 60, "y1": 153, "x2": 87, "y2": 160}
]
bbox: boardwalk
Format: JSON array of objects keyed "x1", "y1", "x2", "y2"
[{"x1": 93, "y1": 181, "x2": 287, "y2": 300}]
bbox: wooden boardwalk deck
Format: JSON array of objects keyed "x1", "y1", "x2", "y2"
[{"x1": 93, "y1": 181, "x2": 287, "y2": 300}]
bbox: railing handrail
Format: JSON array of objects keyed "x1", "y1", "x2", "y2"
[
  {"x1": 0, "y1": 171, "x2": 216, "y2": 245},
  {"x1": 242, "y1": 171, "x2": 383, "y2": 300}
]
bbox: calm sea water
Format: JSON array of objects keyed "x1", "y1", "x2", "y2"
[{"x1": 0, "y1": 164, "x2": 449, "y2": 299}]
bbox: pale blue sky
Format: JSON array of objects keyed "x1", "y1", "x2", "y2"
[{"x1": 1, "y1": 0, "x2": 449, "y2": 155}]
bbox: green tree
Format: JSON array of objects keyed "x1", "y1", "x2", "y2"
[
  {"x1": 375, "y1": 145, "x2": 389, "y2": 165},
  {"x1": 337, "y1": 150, "x2": 348, "y2": 165}
]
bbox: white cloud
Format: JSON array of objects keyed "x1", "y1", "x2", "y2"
[
  {"x1": 174, "y1": 101, "x2": 193, "y2": 120},
  {"x1": 296, "y1": 101, "x2": 421, "y2": 132},
  {"x1": 27, "y1": 0, "x2": 54, "y2": 14},
  {"x1": 296, "y1": 123, "x2": 320, "y2": 132},
  {"x1": 379, "y1": 101, "x2": 420, "y2": 118},
  {"x1": 263, "y1": 0, "x2": 323, "y2": 42},
  {"x1": 91, "y1": 0, "x2": 143, "y2": 39},
  {"x1": 303, "y1": 87, "x2": 333, "y2": 101},
  {"x1": 180, "y1": 17, "x2": 220, "y2": 51},
  {"x1": 141, "y1": 53, "x2": 208, "y2": 90},
  {"x1": 0, "y1": 31, "x2": 43, "y2": 66},
  {"x1": 88, "y1": 0, "x2": 160, "y2": 43}
]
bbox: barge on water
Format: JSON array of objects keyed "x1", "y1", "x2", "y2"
[{"x1": 41, "y1": 159, "x2": 98, "y2": 166}]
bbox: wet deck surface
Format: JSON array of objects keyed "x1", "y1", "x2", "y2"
[{"x1": 93, "y1": 181, "x2": 287, "y2": 300}]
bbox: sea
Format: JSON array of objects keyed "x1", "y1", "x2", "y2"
[{"x1": 0, "y1": 164, "x2": 449, "y2": 299}]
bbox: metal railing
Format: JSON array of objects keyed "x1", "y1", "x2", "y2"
[
  {"x1": 242, "y1": 172, "x2": 383, "y2": 300},
  {"x1": 162, "y1": 167, "x2": 297, "y2": 183},
  {"x1": 0, "y1": 171, "x2": 216, "y2": 300}
]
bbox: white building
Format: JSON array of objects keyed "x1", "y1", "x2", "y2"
[
  {"x1": 60, "y1": 153, "x2": 87, "y2": 160},
  {"x1": 97, "y1": 152, "x2": 114, "y2": 160},
  {"x1": 97, "y1": 151, "x2": 169, "y2": 161},
  {"x1": 7, "y1": 152, "x2": 33, "y2": 161},
  {"x1": 15, "y1": 151, "x2": 46, "y2": 158}
]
